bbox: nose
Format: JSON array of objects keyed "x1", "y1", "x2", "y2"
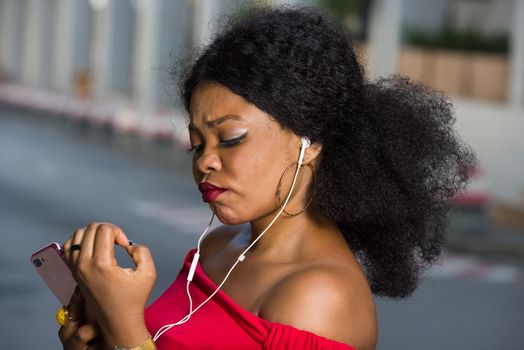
[{"x1": 195, "y1": 150, "x2": 222, "y2": 175}]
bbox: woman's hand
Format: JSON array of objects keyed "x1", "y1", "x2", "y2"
[
  {"x1": 63, "y1": 223, "x2": 157, "y2": 348},
  {"x1": 58, "y1": 287, "x2": 103, "y2": 349}
]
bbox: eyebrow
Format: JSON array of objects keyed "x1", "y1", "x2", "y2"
[{"x1": 188, "y1": 114, "x2": 242, "y2": 131}]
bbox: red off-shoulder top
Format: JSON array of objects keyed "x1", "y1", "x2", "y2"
[{"x1": 145, "y1": 249, "x2": 357, "y2": 349}]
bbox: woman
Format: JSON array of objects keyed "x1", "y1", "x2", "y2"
[{"x1": 57, "y1": 7, "x2": 476, "y2": 350}]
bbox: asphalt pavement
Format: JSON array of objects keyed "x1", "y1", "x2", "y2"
[{"x1": 1, "y1": 108, "x2": 523, "y2": 349}]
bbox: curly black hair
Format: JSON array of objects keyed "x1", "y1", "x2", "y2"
[{"x1": 180, "y1": 7, "x2": 477, "y2": 298}]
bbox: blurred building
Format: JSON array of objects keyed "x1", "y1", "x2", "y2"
[
  {"x1": 403, "y1": 0, "x2": 512, "y2": 35},
  {"x1": 0, "y1": 0, "x2": 242, "y2": 105},
  {"x1": 0, "y1": 0, "x2": 523, "y2": 223},
  {"x1": 397, "y1": 0, "x2": 522, "y2": 104},
  {"x1": 1, "y1": 0, "x2": 523, "y2": 107}
]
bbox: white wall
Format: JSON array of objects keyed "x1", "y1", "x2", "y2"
[
  {"x1": 454, "y1": 98, "x2": 524, "y2": 203},
  {"x1": 450, "y1": 0, "x2": 512, "y2": 34}
]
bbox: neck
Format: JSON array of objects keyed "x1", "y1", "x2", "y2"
[{"x1": 247, "y1": 209, "x2": 337, "y2": 259}]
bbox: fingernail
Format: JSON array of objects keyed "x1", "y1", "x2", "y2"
[{"x1": 128, "y1": 240, "x2": 135, "y2": 246}]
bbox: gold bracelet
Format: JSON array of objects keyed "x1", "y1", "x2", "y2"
[{"x1": 112, "y1": 336, "x2": 156, "y2": 350}]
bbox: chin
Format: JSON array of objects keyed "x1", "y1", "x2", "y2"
[
  {"x1": 211, "y1": 206, "x2": 245, "y2": 226},
  {"x1": 218, "y1": 218, "x2": 244, "y2": 226}
]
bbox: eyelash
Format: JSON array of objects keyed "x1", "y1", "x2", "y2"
[{"x1": 186, "y1": 134, "x2": 247, "y2": 153}]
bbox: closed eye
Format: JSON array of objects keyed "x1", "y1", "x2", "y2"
[
  {"x1": 186, "y1": 144, "x2": 203, "y2": 153},
  {"x1": 186, "y1": 132, "x2": 248, "y2": 153},
  {"x1": 221, "y1": 133, "x2": 248, "y2": 147}
]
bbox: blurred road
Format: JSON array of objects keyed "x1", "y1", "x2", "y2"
[{"x1": 1, "y1": 108, "x2": 523, "y2": 349}]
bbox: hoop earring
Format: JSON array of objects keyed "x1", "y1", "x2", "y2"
[{"x1": 275, "y1": 162, "x2": 316, "y2": 217}]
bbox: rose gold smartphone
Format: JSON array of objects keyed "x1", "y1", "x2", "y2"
[{"x1": 31, "y1": 242, "x2": 77, "y2": 306}]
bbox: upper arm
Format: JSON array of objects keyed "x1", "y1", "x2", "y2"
[{"x1": 260, "y1": 266, "x2": 377, "y2": 350}]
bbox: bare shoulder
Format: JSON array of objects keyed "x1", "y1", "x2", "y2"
[
  {"x1": 199, "y1": 224, "x2": 249, "y2": 259},
  {"x1": 260, "y1": 256, "x2": 377, "y2": 350}
]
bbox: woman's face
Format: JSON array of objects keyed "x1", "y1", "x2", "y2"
[{"x1": 188, "y1": 82, "x2": 302, "y2": 225}]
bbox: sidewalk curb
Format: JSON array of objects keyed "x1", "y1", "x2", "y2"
[
  {"x1": 0, "y1": 83, "x2": 190, "y2": 150},
  {"x1": 446, "y1": 236, "x2": 524, "y2": 259}
]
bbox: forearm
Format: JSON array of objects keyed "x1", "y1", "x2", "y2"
[
  {"x1": 107, "y1": 335, "x2": 157, "y2": 350},
  {"x1": 99, "y1": 316, "x2": 156, "y2": 350}
]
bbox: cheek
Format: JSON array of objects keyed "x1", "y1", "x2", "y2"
[
  {"x1": 231, "y1": 147, "x2": 278, "y2": 193},
  {"x1": 221, "y1": 146, "x2": 287, "y2": 219}
]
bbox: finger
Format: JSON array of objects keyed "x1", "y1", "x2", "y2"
[
  {"x1": 74, "y1": 323, "x2": 100, "y2": 346},
  {"x1": 63, "y1": 238, "x2": 73, "y2": 262},
  {"x1": 125, "y1": 244, "x2": 156, "y2": 277},
  {"x1": 63, "y1": 234, "x2": 77, "y2": 264},
  {"x1": 80, "y1": 346, "x2": 97, "y2": 350},
  {"x1": 82, "y1": 345, "x2": 98, "y2": 350},
  {"x1": 59, "y1": 322, "x2": 97, "y2": 349},
  {"x1": 92, "y1": 224, "x2": 130, "y2": 265},
  {"x1": 58, "y1": 288, "x2": 83, "y2": 344},
  {"x1": 68, "y1": 287, "x2": 84, "y2": 322},
  {"x1": 58, "y1": 320, "x2": 79, "y2": 344},
  {"x1": 78, "y1": 223, "x2": 100, "y2": 262},
  {"x1": 113, "y1": 224, "x2": 130, "y2": 247},
  {"x1": 69, "y1": 227, "x2": 86, "y2": 265}
]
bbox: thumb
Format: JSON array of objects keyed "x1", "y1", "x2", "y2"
[
  {"x1": 68, "y1": 287, "x2": 85, "y2": 322},
  {"x1": 124, "y1": 243, "x2": 157, "y2": 279}
]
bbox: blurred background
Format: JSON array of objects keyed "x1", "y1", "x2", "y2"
[{"x1": 0, "y1": 0, "x2": 523, "y2": 349}]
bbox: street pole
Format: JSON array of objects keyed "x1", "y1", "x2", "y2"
[
  {"x1": 132, "y1": 0, "x2": 160, "y2": 129},
  {"x1": 509, "y1": 0, "x2": 524, "y2": 107},
  {"x1": 52, "y1": 0, "x2": 75, "y2": 93},
  {"x1": 0, "y1": 0, "x2": 16, "y2": 80},
  {"x1": 368, "y1": 0, "x2": 403, "y2": 80},
  {"x1": 192, "y1": 0, "x2": 216, "y2": 48},
  {"x1": 21, "y1": 0, "x2": 43, "y2": 87},
  {"x1": 90, "y1": 0, "x2": 111, "y2": 100}
]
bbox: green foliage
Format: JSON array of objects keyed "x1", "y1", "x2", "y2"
[
  {"x1": 316, "y1": 0, "x2": 365, "y2": 22},
  {"x1": 232, "y1": 1, "x2": 268, "y2": 21},
  {"x1": 406, "y1": 26, "x2": 509, "y2": 53}
]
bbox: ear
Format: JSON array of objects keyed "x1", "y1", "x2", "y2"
[{"x1": 302, "y1": 142, "x2": 322, "y2": 165}]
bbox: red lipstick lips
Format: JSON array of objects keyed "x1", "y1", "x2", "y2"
[{"x1": 198, "y1": 182, "x2": 227, "y2": 202}]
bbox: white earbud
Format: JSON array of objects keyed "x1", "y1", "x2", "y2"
[
  {"x1": 301, "y1": 137, "x2": 311, "y2": 149},
  {"x1": 298, "y1": 137, "x2": 311, "y2": 165}
]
